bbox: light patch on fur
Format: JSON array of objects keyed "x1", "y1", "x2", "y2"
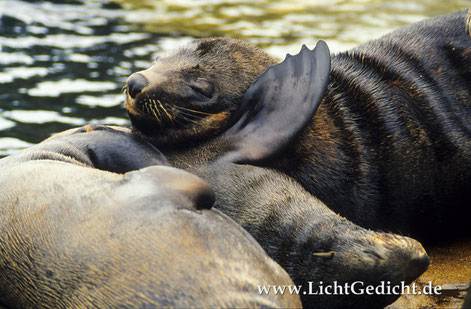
[
  {"x1": 203, "y1": 111, "x2": 231, "y2": 129},
  {"x1": 125, "y1": 98, "x2": 146, "y2": 119}
]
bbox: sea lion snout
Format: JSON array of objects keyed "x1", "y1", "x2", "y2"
[
  {"x1": 393, "y1": 237, "x2": 430, "y2": 282},
  {"x1": 405, "y1": 253, "x2": 430, "y2": 281},
  {"x1": 302, "y1": 231, "x2": 429, "y2": 307},
  {"x1": 362, "y1": 234, "x2": 429, "y2": 282},
  {"x1": 127, "y1": 72, "x2": 149, "y2": 99}
]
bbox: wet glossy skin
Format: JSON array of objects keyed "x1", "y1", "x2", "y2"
[
  {"x1": 0, "y1": 125, "x2": 430, "y2": 308},
  {"x1": 0, "y1": 125, "x2": 301, "y2": 308}
]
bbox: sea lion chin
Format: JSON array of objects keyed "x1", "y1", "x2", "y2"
[
  {"x1": 124, "y1": 37, "x2": 277, "y2": 147},
  {"x1": 127, "y1": 105, "x2": 231, "y2": 147}
]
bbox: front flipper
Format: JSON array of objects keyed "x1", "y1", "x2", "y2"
[
  {"x1": 1, "y1": 125, "x2": 170, "y2": 174},
  {"x1": 220, "y1": 40, "x2": 331, "y2": 164},
  {"x1": 71, "y1": 125, "x2": 171, "y2": 173}
]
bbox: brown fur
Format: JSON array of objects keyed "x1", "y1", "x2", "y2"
[
  {"x1": 126, "y1": 11, "x2": 471, "y2": 242},
  {"x1": 190, "y1": 161, "x2": 429, "y2": 308},
  {"x1": 125, "y1": 37, "x2": 277, "y2": 146}
]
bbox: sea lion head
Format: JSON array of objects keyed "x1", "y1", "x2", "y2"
[
  {"x1": 125, "y1": 37, "x2": 277, "y2": 147},
  {"x1": 126, "y1": 38, "x2": 332, "y2": 165}
]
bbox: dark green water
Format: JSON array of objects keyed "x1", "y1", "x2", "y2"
[{"x1": 0, "y1": 0, "x2": 469, "y2": 156}]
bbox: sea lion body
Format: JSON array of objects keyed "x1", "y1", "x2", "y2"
[
  {"x1": 191, "y1": 162, "x2": 429, "y2": 308},
  {"x1": 1, "y1": 126, "x2": 429, "y2": 308},
  {"x1": 283, "y1": 10, "x2": 471, "y2": 241},
  {"x1": 126, "y1": 10, "x2": 471, "y2": 242},
  {"x1": 0, "y1": 126, "x2": 301, "y2": 308}
]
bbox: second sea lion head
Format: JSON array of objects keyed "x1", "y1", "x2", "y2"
[{"x1": 125, "y1": 37, "x2": 277, "y2": 147}]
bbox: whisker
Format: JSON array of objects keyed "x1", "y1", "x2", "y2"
[
  {"x1": 143, "y1": 102, "x2": 151, "y2": 115},
  {"x1": 151, "y1": 100, "x2": 162, "y2": 118},
  {"x1": 177, "y1": 114, "x2": 203, "y2": 127},
  {"x1": 150, "y1": 108, "x2": 160, "y2": 122},
  {"x1": 172, "y1": 117, "x2": 187, "y2": 127},
  {"x1": 174, "y1": 105, "x2": 216, "y2": 116},
  {"x1": 177, "y1": 109, "x2": 205, "y2": 120},
  {"x1": 157, "y1": 99, "x2": 173, "y2": 120},
  {"x1": 156, "y1": 100, "x2": 176, "y2": 127},
  {"x1": 177, "y1": 114, "x2": 219, "y2": 129},
  {"x1": 146, "y1": 103, "x2": 155, "y2": 117}
]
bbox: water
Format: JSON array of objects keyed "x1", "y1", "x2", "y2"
[{"x1": 0, "y1": 0, "x2": 469, "y2": 157}]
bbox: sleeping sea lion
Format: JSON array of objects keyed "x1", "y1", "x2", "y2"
[
  {"x1": 190, "y1": 161, "x2": 429, "y2": 308},
  {"x1": 2, "y1": 125, "x2": 429, "y2": 308},
  {"x1": 125, "y1": 10, "x2": 471, "y2": 242},
  {"x1": 0, "y1": 125, "x2": 301, "y2": 308},
  {"x1": 63, "y1": 125, "x2": 430, "y2": 307}
]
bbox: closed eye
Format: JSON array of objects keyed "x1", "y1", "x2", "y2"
[{"x1": 188, "y1": 78, "x2": 214, "y2": 99}]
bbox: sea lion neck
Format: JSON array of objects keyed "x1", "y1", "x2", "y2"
[{"x1": 153, "y1": 135, "x2": 233, "y2": 169}]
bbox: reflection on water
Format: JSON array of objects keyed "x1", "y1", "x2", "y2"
[{"x1": 0, "y1": 0, "x2": 469, "y2": 156}]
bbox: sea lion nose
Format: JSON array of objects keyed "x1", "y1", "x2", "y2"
[
  {"x1": 365, "y1": 234, "x2": 430, "y2": 282},
  {"x1": 404, "y1": 252, "x2": 430, "y2": 279},
  {"x1": 127, "y1": 73, "x2": 149, "y2": 98}
]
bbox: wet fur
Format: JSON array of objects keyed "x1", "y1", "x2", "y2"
[
  {"x1": 0, "y1": 126, "x2": 301, "y2": 308},
  {"x1": 191, "y1": 162, "x2": 429, "y2": 308},
  {"x1": 1, "y1": 126, "x2": 429, "y2": 308},
  {"x1": 278, "y1": 10, "x2": 471, "y2": 241},
  {"x1": 129, "y1": 10, "x2": 471, "y2": 242}
]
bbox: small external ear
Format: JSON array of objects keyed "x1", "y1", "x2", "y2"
[{"x1": 219, "y1": 40, "x2": 331, "y2": 164}]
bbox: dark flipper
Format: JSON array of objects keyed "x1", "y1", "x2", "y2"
[
  {"x1": 220, "y1": 40, "x2": 331, "y2": 164},
  {"x1": 69, "y1": 125, "x2": 171, "y2": 173},
  {"x1": 2, "y1": 124, "x2": 170, "y2": 174}
]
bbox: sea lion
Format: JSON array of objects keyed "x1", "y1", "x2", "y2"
[
  {"x1": 191, "y1": 161, "x2": 429, "y2": 308},
  {"x1": 0, "y1": 126, "x2": 301, "y2": 308},
  {"x1": 2, "y1": 125, "x2": 429, "y2": 308},
  {"x1": 125, "y1": 10, "x2": 471, "y2": 242},
  {"x1": 73, "y1": 127, "x2": 431, "y2": 308}
]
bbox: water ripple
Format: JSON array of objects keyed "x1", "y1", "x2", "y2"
[
  {"x1": 0, "y1": 0, "x2": 468, "y2": 156},
  {"x1": 28, "y1": 79, "x2": 117, "y2": 97}
]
